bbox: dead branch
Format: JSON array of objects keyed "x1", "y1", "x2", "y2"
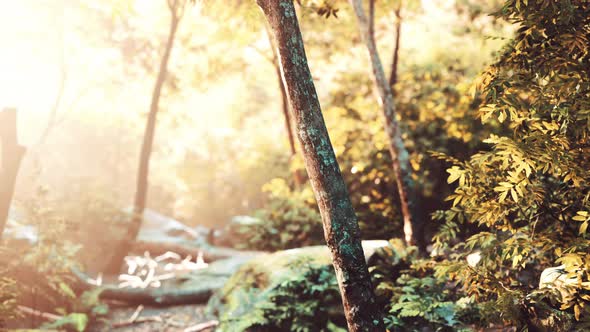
[
  {"x1": 112, "y1": 315, "x2": 163, "y2": 328},
  {"x1": 17, "y1": 305, "x2": 62, "y2": 322},
  {"x1": 184, "y1": 320, "x2": 219, "y2": 332}
]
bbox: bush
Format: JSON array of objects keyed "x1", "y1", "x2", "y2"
[
  {"x1": 233, "y1": 178, "x2": 324, "y2": 251},
  {"x1": 433, "y1": 0, "x2": 590, "y2": 329},
  {"x1": 370, "y1": 241, "x2": 475, "y2": 331}
]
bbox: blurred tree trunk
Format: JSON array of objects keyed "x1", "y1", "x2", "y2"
[
  {"x1": 350, "y1": 0, "x2": 422, "y2": 248},
  {"x1": 257, "y1": 1, "x2": 384, "y2": 331},
  {"x1": 264, "y1": 25, "x2": 302, "y2": 188},
  {"x1": 389, "y1": 7, "x2": 402, "y2": 88},
  {"x1": 107, "y1": 0, "x2": 187, "y2": 273},
  {"x1": 36, "y1": 18, "x2": 67, "y2": 148},
  {"x1": 0, "y1": 108, "x2": 27, "y2": 238}
]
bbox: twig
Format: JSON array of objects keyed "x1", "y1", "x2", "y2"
[
  {"x1": 17, "y1": 305, "x2": 62, "y2": 322},
  {"x1": 129, "y1": 304, "x2": 144, "y2": 322},
  {"x1": 110, "y1": 304, "x2": 145, "y2": 328},
  {"x1": 184, "y1": 320, "x2": 219, "y2": 332},
  {"x1": 112, "y1": 315, "x2": 163, "y2": 328},
  {"x1": 166, "y1": 319, "x2": 186, "y2": 327}
]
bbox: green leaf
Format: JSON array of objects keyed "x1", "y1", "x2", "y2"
[
  {"x1": 41, "y1": 313, "x2": 88, "y2": 332},
  {"x1": 59, "y1": 282, "x2": 76, "y2": 299}
]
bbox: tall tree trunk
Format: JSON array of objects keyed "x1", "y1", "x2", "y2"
[
  {"x1": 265, "y1": 25, "x2": 302, "y2": 187},
  {"x1": 256, "y1": 1, "x2": 384, "y2": 331},
  {"x1": 349, "y1": 0, "x2": 421, "y2": 247},
  {"x1": 389, "y1": 7, "x2": 402, "y2": 88},
  {"x1": 106, "y1": 1, "x2": 183, "y2": 273},
  {"x1": 0, "y1": 108, "x2": 27, "y2": 238}
]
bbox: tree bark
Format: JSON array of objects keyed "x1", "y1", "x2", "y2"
[
  {"x1": 0, "y1": 108, "x2": 27, "y2": 239},
  {"x1": 349, "y1": 0, "x2": 422, "y2": 248},
  {"x1": 389, "y1": 7, "x2": 402, "y2": 88},
  {"x1": 256, "y1": 1, "x2": 384, "y2": 331},
  {"x1": 107, "y1": 0, "x2": 184, "y2": 273}
]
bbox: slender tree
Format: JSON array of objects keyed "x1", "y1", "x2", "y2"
[
  {"x1": 256, "y1": 1, "x2": 384, "y2": 330},
  {"x1": 265, "y1": 24, "x2": 302, "y2": 187},
  {"x1": 0, "y1": 108, "x2": 27, "y2": 238},
  {"x1": 37, "y1": 17, "x2": 67, "y2": 147},
  {"x1": 389, "y1": 5, "x2": 402, "y2": 88},
  {"x1": 350, "y1": 0, "x2": 421, "y2": 247},
  {"x1": 107, "y1": 0, "x2": 190, "y2": 272}
]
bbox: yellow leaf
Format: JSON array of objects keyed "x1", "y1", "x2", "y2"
[
  {"x1": 580, "y1": 222, "x2": 588, "y2": 235},
  {"x1": 510, "y1": 188, "x2": 519, "y2": 202},
  {"x1": 498, "y1": 111, "x2": 506, "y2": 123},
  {"x1": 499, "y1": 190, "x2": 508, "y2": 202},
  {"x1": 447, "y1": 167, "x2": 463, "y2": 184}
]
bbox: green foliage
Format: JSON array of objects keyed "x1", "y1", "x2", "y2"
[
  {"x1": 14, "y1": 187, "x2": 82, "y2": 311},
  {"x1": 211, "y1": 248, "x2": 338, "y2": 331},
  {"x1": 371, "y1": 244, "x2": 475, "y2": 331},
  {"x1": 233, "y1": 178, "x2": 324, "y2": 250},
  {"x1": 220, "y1": 264, "x2": 344, "y2": 332},
  {"x1": 0, "y1": 187, "x2": 110, "y2": 329},
  {"x1": 386, "y1": 274, "x2": 467, "y2": 331},
  {"x1": 77, "y1": 288, "x2": 110, "y2": 317},
  {"x1": 433, "y1": 0, "x2": 590, "y2": 328},
  {"x1": 40, "y1": 313, "x2": 88, "y2": 332},
  {"x1": 321, "y1": 60, "x2": 497, "y2": 239},
  {"x1": 251, "y1": 264, "x2": 343, "y2": 331}
]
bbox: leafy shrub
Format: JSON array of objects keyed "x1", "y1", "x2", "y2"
[
  {"x1": 433, "y1": 0, "x2": 590, "y2": 329},
  {"x1": 386, "y1": 274, "x2": 469, "y2": 331},
  {"x1": 220, "y1": 263, "x2": 344, "y2": 332},
  {"x1": 234, "y1": 178, "x2": 324, "y2": 250},
  {"x1": 371, "y1": 241, "x2": 475, "y2": 331},
  {"x1": 320, "y1": 59, "x2": 500, "y2": 241},
  {"x1": 0, "y1": 187, "x2": 110, "y2": 330},
  {"x1": 253, "y1": 264, "x2": 344, "y2": 331}
]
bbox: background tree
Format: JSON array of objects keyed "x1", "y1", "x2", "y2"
[
  {"x1": 0, "y1": 108, "x2": 26, "y2": 238},
  {"x1": 257, "y1": 0, "x2": 384, "y2": 330},
  {"x1": 349, "y1": 0, "x2": 421, "y2": 247},
  {"x1": 253, "y1": 24, "x2": 302, "y2": 188},
  {"x1": 107, "y1": 0, "x2": 191, "y2": 272}
]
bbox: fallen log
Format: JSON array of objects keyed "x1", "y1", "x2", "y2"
[
  {"x1": 72, "y1": 268, "x2": 214, "y2": 306},
  {"x1": 99, "y1": 286, "x2": 213, "y2": 306}
]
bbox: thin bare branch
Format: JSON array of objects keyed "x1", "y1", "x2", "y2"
[{"x1": 184, "y1": 320, "x2": 219, "y2": 332}]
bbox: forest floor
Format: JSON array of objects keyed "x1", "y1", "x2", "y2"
[{"x1": 88, "y1": 302, "x2": 214, "y2": 332}]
